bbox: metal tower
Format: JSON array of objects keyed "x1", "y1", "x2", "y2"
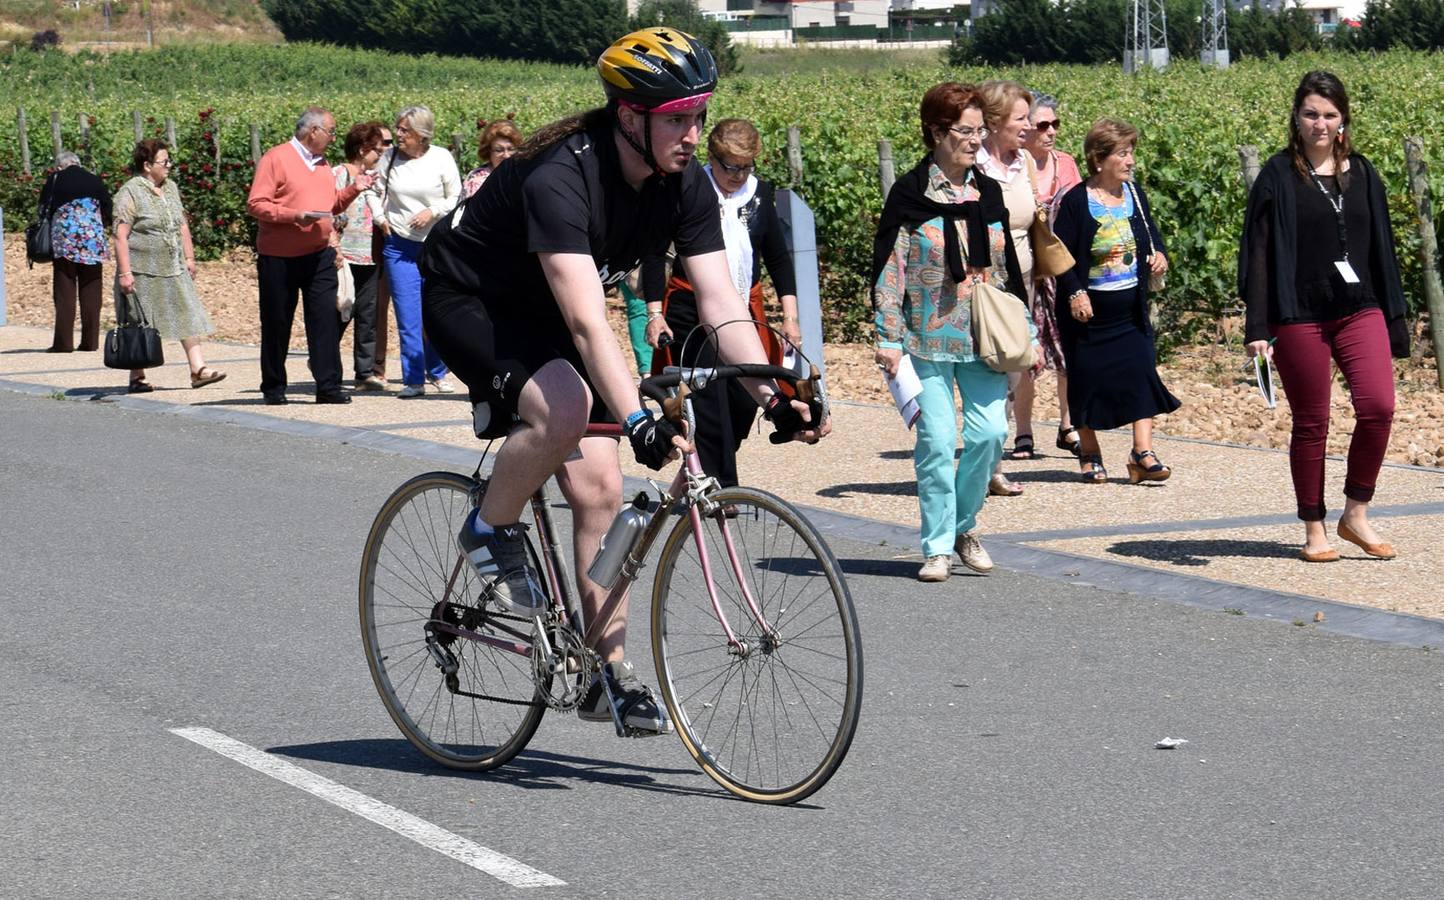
[
  {"x1": 1124, "y1": 0, "x2": 1170, "y2": 73},
  {"x1": 1201, "y1": 0, "x2": 1230, "y2": 67}
]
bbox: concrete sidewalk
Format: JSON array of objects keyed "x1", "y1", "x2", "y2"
[{"x1": 4, "y1": 322, "x2": 1442, "y2": 632}]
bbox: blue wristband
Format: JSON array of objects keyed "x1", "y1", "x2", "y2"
[{"x1": 623, "y1": 409, "x2": 649, "y2": 432}]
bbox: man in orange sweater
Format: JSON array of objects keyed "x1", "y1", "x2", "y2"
[{"x1": 247, "y1": 106, "x2": 374, "y2": 405}]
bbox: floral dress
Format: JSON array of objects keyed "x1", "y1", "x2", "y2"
[
  {"x1": 113, "y1": 176, "x2": 213, "y2": 341},
  {"x1": 52, "y1": 198, "x2": 110, "y2": 266},
  {"x1": 335, "y1": 165, "x2": 376, "y2": 265},
  {"x1": 460, "y1": 165, "x2": 491, "y2": 202}
]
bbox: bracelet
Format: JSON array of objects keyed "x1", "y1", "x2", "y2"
[
  {"x1": 647, "y1": 311, "x2": 665, "y2": 322},
  {"x1": 1068, "y1": 290, "x2": 1087, "y2": 302},
  {"x1": 623, "y1": 409, "x2": 649, "y2": 432},
  {"x1": 118, "y1": 272, "x2": 131, "y2": 277}
]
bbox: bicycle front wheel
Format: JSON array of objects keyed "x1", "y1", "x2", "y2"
[
  {"x1": 359, "y1": 471, "x2": 545, "y2": 771},
  {"x1": 651, "y1": 486, "x2": 862, "y2": 804}
]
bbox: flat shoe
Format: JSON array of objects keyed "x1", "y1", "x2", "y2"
[
  {"x1": 1056, "y1": 426, "x2": 1082, "y2": 457},
  {"x1": 1006, "y1": 434, "x2": 1038, "y2": 460},
  {"x1": 127, "y1": 379, "x2": 154, "y2": 394},
  {"x1": 190, "y1": 367, "x2": 227, "y2": 388},
  {"x1": 1336, "y1": 521, "x2": 1396, "y2": 559},
  {"x1": 1299, "y1": 547, "x2": 1340, "y2": 563}
]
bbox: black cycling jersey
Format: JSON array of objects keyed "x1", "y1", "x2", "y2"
[{"x1": 419, "y1": 120, "x2": 723, "y2": 318}]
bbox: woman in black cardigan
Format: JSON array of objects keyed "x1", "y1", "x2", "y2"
[
  {"x1": 1239, "y1": 71, "x2": 1409, "y2": 562},
  {"x1": 1052, "y1": 118, "x2": 1180, "y2": 484},
  {"x1": 643, "y1": 118, "x2": 800, "y2": 489}
]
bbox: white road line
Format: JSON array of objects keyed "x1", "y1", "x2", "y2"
[{"x1": 169, "y1": 726, "x2": 565, "y2": 888}]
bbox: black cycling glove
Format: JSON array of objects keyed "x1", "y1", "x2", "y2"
[
  {"x1": 625, "y1": 410, "x2": 683, "y2": 470},
  {"x1": 763, "y1": 393, "x2": 814, "y2": 441}
]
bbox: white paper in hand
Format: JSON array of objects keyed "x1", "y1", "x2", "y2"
[
  {"x1": 884, "y1": 355, "x2": 923, "y2": 429},
  {"x1": 1253, "y1": 354, "x2": 1277, "y2": 409}
]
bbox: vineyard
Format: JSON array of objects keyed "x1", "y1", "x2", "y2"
[{"x1": 2, "y1": 43, "x2": 1442, "y2": 345}]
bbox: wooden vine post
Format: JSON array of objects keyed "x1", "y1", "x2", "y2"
[
  {"x1": 1237, "y1": 144, "x2": 1260, "y2": 192},
  {"x1": 1404, "y1": 136, "x2": 1444, "y2": 388},
  {"x1": 786, "y1": 126, "x2": 803, "y2": 186},
  {"x1": 17, "y1": 108, "x2": 31, "y2": 176},
  {"x1": 166, "y1": 117, "x2": 177, "y2": 150},
  {"x1": 249, "y1": 124, "x2": 261, "y2": 164},
  {"x1": 878, "y1": 139, "x2": 896, "y2": 200},
  {"x1": 50, "y1": 110, "x2": 62, "y2": 157}
]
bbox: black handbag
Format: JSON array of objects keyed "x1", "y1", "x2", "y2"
[
  {"x1": 103, "y1": 292, "x2": 165, "y2": 370},
  {"x1": 25, "y1": 200, "x2": 54, "y2": 268}
]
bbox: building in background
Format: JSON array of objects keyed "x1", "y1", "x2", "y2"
[{"x1": 628, "y1": 0, "x2": 966, "y2": 47}]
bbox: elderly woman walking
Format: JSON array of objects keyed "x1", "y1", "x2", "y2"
[
  {"x1": 1052, "y1": 118, "x2": 1179, "y2": 484},
  {"x1": 113, "y1": 139, "x2": 224, "y2": 393},
  {"x1": 39, "y1": 151, "x2": 112, "y2": 353},
  {"x1": 873, "y1": 82, "x2": 1032, "y2": 583},
  {"x1": 376, "y1": 105, "x2": 461, "y2": 398}
]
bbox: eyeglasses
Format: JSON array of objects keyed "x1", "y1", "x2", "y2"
[
  {"x1": 714, "y1": 158, "x2": 756, "y2": 176},
  {"x1": 1033, "y1": 119, "x2": 1061, "y2": 132},
  {"x1": 151, "y1": 158, "x2": 172, "y2": 168},
  {"x1": 947, "y1": 125, "x2": 989, "y2": 141},
  {"x1": 314, "y1": 125, "x2": 337, "y2": 137},
  {"x1": 380, "y1": 139, "x2": 394, "y2": 147}
]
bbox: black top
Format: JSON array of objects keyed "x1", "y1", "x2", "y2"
[
  {"x1": 38, "y1": 165, "x2": 113, "y2": 226},
  {"x1": 1239, "y1": 151, "x2": 1409, "y2": 357},
  {"x1": 639, "y1": 179, "x2": 797, "y2": 301},
  {"x1": 1052, "y1": 180, "x2": 1166, "y2": 343},
  {"x1": 420, "y1": 121, "x2": 724, "y2": 316}
]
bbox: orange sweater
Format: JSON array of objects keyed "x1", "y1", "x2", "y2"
[{"x1": 247, "y1": 142, "x2": 361, "y2": 258}]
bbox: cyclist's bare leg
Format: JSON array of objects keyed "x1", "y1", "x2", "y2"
[
  {"x1": 478, "y1": 359, "x2": 590, "y2": 525},
  {"x1": 554, "y1": 435, "x2": 626, "y2": 663}
]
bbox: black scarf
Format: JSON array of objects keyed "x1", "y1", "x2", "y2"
[{"x1": 870, "y1": 155, "x2": 1022, "y2": 305}]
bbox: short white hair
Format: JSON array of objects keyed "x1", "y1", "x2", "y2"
[
  {"x1": 396, "y1": 105, "x2": 435, "y2": 142},
  {"x1": 54, "y1": 150, "x2": 81, "y2": 169},
  {"x1": 294, "y1": 106, "x2": 332, "y2": 138}
]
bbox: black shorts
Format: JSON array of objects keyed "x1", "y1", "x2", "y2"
[{"x1": 422, "y1": 279, "x2": 613, "y2": 439}]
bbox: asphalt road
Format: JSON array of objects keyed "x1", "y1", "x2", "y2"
[{"x1": 3, "y1": 389, "x2": 1443, "y2": 899}]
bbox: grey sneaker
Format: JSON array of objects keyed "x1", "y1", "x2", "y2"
[
  {"x1": 955, "y1": 531, "x2": 994, "y2": 574},
  {"x1": 917, "y1": 554, "x2": 951, "y2": 582},
  {"x1": 577, "y1": 660, "x2": 671, "y2": 736},
  {"x1": 456, "y1": 511, "x2": 545, "y2": 615}
]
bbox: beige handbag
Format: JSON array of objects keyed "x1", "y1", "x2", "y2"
[
  {"x1": 1025, "y1": 154, "x2": 1075, "y2": 279},
  {"x1": 971, "y1": 279, "x2": 1036, "y2": 373}
]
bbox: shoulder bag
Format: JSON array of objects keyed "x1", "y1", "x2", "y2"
[
  {"x1": 103, "y1": 291, "x2": 165, "y2": 370},
  {"x1": 25, "y1": 196, "x2": 55, "y2": 268},
  {"x1": 971, "y1": 278, "x2": 1036, "y2": 373},
  {"x1": 1024, "y1": 154, "x2": 1075, "y2": 279}
]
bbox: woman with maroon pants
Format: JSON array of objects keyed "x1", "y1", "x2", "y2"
[{"x1": 1240, "y1": 71, "x2": 1411, "y2": 563}]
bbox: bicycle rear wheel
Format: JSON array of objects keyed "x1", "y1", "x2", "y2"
[
  {"x1": 651, "y1": 486, "x2": 862, "y2": 804},
  {"x1": 359, "y1": 471, "x2": 545, "y2": 770}
]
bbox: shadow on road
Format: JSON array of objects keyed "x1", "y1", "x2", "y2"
[
  {"x1": 817, "y1": 480, "x2": 916, "y2": 498},
  {"x1": 267, "y1": 739, "x2": 792, "y2": 803},
  {"x1": 1104, "y1": 538, "x2": 1298, "y2": 567}
]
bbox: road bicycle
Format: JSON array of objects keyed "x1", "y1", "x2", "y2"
[{"x1": 359, "y1": 363, "x2": 863, "y2": 804}]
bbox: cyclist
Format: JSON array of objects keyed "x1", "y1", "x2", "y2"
[{"x1": 420, "y1": 27, "x2": 826, "y2": 736}]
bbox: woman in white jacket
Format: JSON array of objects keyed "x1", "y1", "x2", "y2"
[{"x1": 377, "y1": 105, "x2": 461, "y2": 397}]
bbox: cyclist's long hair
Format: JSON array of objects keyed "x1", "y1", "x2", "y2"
[{"x1": 517, "y1": 105, "x2": 613, "y2": 161}]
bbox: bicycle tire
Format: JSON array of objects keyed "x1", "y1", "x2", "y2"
[
  {"x1": 359, "y1": 471, "x2": 546, "y2": 771},
  {"x1": 650, "y1": 486, "x2": 863, "y2": 804}
]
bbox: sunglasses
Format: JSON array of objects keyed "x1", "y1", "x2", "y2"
[
  {"x1": 1033, "y1": 119, "x2": 1061, "y2": 132},
  {"x1": 715, "y1": 158, "x2": 756, "y2": 176},
  {"x1": 380, "y1": 139, "x2": 394, "y2": 146}
]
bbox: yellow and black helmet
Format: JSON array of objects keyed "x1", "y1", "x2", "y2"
[{"x1": 598, "y1": 27, "x2": 718, "y2": 113}]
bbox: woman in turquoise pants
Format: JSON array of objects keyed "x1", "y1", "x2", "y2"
[{"x1": 872, "y1": 81, "x2": 1039, "y2": 583}]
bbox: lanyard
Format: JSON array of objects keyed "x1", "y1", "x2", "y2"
[{"x1": 1304, "y1": 158, "x2": 1349, "y2": 262}]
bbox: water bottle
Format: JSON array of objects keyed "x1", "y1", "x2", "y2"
[{"x1": 586, "y1": 492, "x2": 653, "y2": 589}]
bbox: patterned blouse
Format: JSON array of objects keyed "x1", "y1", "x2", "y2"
[
  {"x1": 113, "y1": 177, "x2": 186, "y2": 277},
  {"x1": 460, "y1": 165, "x2": 491, "y2": 202},
  {"x1": 874, "y1": 162, "x2": 1029, "y2": 363},
  {"x1": 334, "y1": 165, "x2": 375, "y2": 265},
  {"x1": 1087, "y1": 189, "x2": 1139, "y2": 292},
  {"x1": 52, "y1": 198, "x2": 110, "y2": 266}
]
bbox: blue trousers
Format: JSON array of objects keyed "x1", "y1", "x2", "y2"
[
  {"x1": 382, "y1": 234, "x2": 447, "y2": 386},
  {"x1": 912, "y1": 356, "x2": 1009, "y2": 558}
]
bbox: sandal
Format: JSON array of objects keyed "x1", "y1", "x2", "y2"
[
  {"x1": 1079, "y1": 453, "x2": 1107, "y2": 484},
  {"x1": 127, "y1": 378, "x2": 155, "y2": 394},
  {"x1": 1056, "y1": 426, "x2": 1082, "y2": 457},
  {"x1": 1126, "y1": 449, "x2": 1172, "y2": 484},
  {"x1": 190, "y1": 367, "x2": 228, "y2": 389},
  {"x1": 988, "y1": 473, "x2": 1024, "y2": 497},
  {"x1": 1006, "y1": 434, "x2": 1038, "y2": 460}
]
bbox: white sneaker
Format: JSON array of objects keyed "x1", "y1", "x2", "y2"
[
  {"x1": 955, "y1": 531, "x2": 994, "y2": 574},
  {"x1": 397, "y1": 383, "x2": 425, "y2": 398},
  {"x1": 427, "y1": 376, "x2": 456, "y2": 394},
  {"x1": 917, "y1": 555, "x2": 951, "y2": 582}
]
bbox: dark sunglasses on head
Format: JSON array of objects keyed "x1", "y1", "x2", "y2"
[{"x1": 1034, "y1": 118, "x2": 1061, "y2": 132}]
